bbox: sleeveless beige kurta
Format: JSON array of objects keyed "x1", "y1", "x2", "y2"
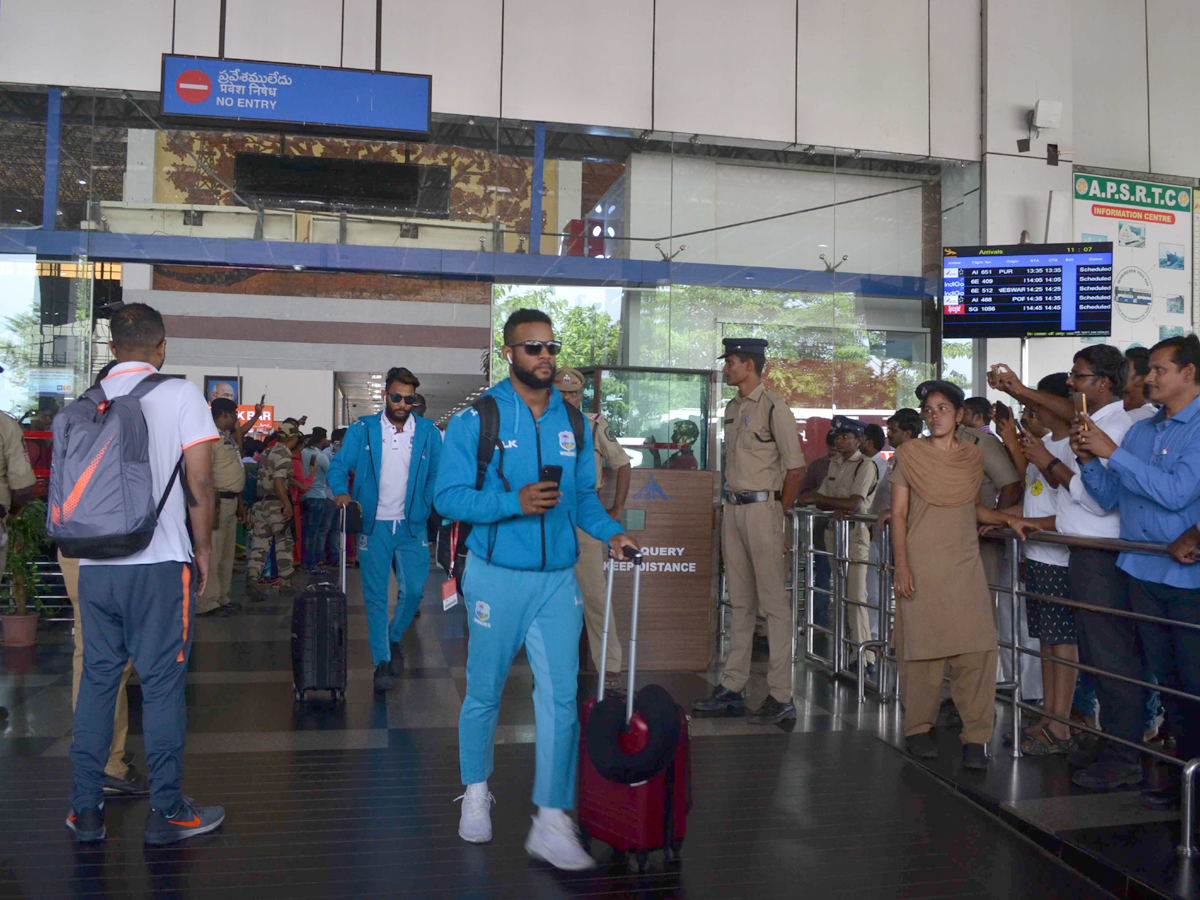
[{"x1": 890, "y1": 439, "x2": 997, "y2": 661}]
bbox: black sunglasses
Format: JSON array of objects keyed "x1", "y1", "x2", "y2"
[
  {"x1": 507, "y1": 340, "x2": 562, "y2": 356},
  {"x1": 386, "y1": 393, "x2": 418, "y2": 404}
]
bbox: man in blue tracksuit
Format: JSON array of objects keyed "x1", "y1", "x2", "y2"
[
  {"x1": 329, "y1": 366, "x2": 440, "y2": 693},
  {"x1": 436, "y1": 308, "x2": 639, "y2": 871}
]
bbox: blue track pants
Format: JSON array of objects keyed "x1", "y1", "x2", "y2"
[
  {"x1": 458, "y1": 551, "x2": 583, "y2": 809},
  {"x1": 358, "y1": 520, "x2": 430, "y2": 666}
]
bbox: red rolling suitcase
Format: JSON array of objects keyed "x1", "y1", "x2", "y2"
[{"x1": 577, "y1": 550, "x2": 692, "y2": 872}]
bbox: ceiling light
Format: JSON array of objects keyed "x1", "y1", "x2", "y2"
[
  {"x1": 607, "y1": 205, "x2": 617, "y2": 215},
  {"x1": 606, "y1": 226, "x2": 615, "y2": 238},
  {"x1": 594, "y1": 204, "x2": 603, "y2": 214},
  {"x1": 591, "y1": 225, "x2": 602, "y2": 237},
  {"x1": 14, "y1": 208, "x2": 21, "y2": 213},
  {"x1": 77, "y1": 179, "x2": 87, "y2": 185}
]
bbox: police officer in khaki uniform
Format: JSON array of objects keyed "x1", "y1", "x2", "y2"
[
  {"x1": 694, "y1": 338, "x2": 806, "y2": 724},
  {"x1": 198, "y1": 398, "x2": 247, "y2": 616},
  {"x1": 0, "y1": 407, "x2": 35, "y2": 571},
  {"x1": 247, "y1": 421, "x2": 300, "y2": 596},
  {"x1": 797, "y1": 415, "x2": 881, "y2": 669},
  {"x1": 553, "y1": 367, "x2": 632, "y2": 684}
]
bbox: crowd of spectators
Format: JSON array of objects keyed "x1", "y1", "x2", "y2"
[{"x1": 852, "y1": 335, "x2": 1200, "y2": 795}]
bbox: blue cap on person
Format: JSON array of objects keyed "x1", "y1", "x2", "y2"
[
  {"x1": 718, "y1": 337, "x2": 769, "y2": 359},
  {"x1": 829, "y1": 414, "x2": 865, "y2": 436}
]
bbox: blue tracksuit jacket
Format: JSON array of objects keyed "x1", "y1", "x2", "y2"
[
  {"x1": 434, "y1": 379, "x2": 622, "y2": 571},
  {"x1": 327, "y1": 412, "x2": 441, "y2": 538}
]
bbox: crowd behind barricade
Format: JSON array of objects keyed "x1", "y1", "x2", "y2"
[
  {"x1": 790, "y1": 336, "x2": 1200, "y2": 809},
  {"x1": 8, "y1": 297, "x2": 1197, "y2": 859}
]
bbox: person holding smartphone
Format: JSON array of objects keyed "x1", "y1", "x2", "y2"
[
  {"x1": 328, "y1": 366, "x2": 442, "y2": 693},
  {"x1": 435, "y1": 309, "x2": 639, "y2": 870}
]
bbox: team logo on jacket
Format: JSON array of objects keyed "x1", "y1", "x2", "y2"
[
  {"x1": 474, "y1": 600, "x2": 491, "y2": 628},
  {"x1": 558, "y1": 430, "x2": 576, "y2": 451}
]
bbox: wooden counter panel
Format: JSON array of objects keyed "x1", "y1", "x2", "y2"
[{"x1": 586, "y1": 469, "x2": 719, "y2": 672}]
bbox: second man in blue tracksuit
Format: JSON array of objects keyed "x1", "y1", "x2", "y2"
[
  {"x1": 435, "y1": 308, "x2": 639, "y2": 871},
  {"x1": 329, "y1": 367, "x2": 441, "y2": 693}
]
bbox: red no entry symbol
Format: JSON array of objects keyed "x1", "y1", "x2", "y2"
[{"x1": 175, "y1": 70, "x2": 212, "y2": 104}]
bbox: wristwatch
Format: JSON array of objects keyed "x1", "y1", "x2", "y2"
[{"x1": 1047, "y1": 458, "x2": 1064, "y2": 473}]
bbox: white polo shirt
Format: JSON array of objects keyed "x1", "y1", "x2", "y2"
[
  {"x1": 1024, "y1": 435, "x2": 1070, "y2": 567},
  {"x1": 374, "y1": 412, "x2": 415, "y2": 522},
  {"x1": 1052, "y1": 399, "x2": 1133, "y2": 540},
  {"x1": 82, "y1": 363, "x2": 219, "y2": 566}
]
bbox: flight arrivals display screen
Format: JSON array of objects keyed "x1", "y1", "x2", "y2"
[{"x1": 941, "y1": 242, "x2": 1113, "y2": 338}]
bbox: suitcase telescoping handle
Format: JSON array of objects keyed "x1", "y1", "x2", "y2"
[
  {"x1": 339, "y1": 505, "x2": 348, "y2": 595},
  {"x1": 596, "y1": 547, "x2": 643, "y2": 725}
]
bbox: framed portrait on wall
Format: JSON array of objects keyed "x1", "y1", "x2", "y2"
[{"x1": 203, "y1": 375, "x2": 241, "y2": 405}]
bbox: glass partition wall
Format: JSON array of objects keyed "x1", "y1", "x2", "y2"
[{"x1": 0, "y1": 83, "x2": 980, "y2": 435}]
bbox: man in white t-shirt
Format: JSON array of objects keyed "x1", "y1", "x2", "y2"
[
  {"x1": 66, "y1": 304, "x2": 224, "y2": 846},
  {"x1": 1123, "y1": 347, "x2": 1158, "y2": 423},
  {"x1": 1009, "y1": 373, "x2": 1079, "y2": 753},
  {"x1": 995, "y1": 345, "x2": 1141, "y2": 790}
]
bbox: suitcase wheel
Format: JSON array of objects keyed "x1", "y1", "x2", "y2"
[
  {"x1": 293, "y1": 687, "x2": 306, "y2": 703},
  {"x1": 331, "y1": 688, "x2": 345, "y2": 704}
]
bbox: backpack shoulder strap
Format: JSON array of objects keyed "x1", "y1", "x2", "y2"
[
  {"x1": 473, "y1": 395, "x2": 500, "y2": 490},
  {"x1": 124, "y1": 372, "x2": 175, "y2": 400},
  {"x1": 564, "y1": 402, "x2": 586, "y2": 452}
]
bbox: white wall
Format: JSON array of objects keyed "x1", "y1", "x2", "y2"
[
  {"x1": 627, "y1": 153, "x2": 924, "y2": 277},
  {"x1": 0, "y1": 0, "x2": 969, "y2": 157},
  {"x1": 1073, "y1": 0, "x2": 1149, "y2": 172},
  {"x1": 161, "y1": 364, "x2": 336, "y2": 434}
]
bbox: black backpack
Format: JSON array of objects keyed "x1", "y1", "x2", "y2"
[{"x1": 437, "y1": 395, "x2": 585, "y2": 592}]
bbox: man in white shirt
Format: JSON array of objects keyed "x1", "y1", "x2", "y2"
[
  {"x1": 994, "y1": 345, "x2": 1141, "y2": 790},
  {"x1": 1123, "y1": 347, "x2": 1158, "y2": 423},
  {"x1": 329, "y1": 367, "x2": 441, "y2": 693},
  {"x1": 66, "y1": 304, "x2": 224, "y2": 845}
]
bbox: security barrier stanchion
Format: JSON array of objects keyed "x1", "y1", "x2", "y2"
[
  {"x1": 1009, "y1": 536, "x2": 1022, "y2": 760},
  {"x1": 790, "y1": 511, "x2": 801, "y2": 699},
  {"x1": 803, "y1": 510, "x2": 817, "y2": 663},
  {"x1": 1179, "y1": 757, "x2": 1200, "y2": 858}
]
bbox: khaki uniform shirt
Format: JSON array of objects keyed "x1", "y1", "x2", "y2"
[
  {"x1": 0, "y1": 411, "x2": 35, "y2": 510},
  {"x1": 587, "y1": 412, "x2": 629, "y2": 491},
  {"x1": 956, "y1": 425, "x2": 1019, "y2": 508},
  {"x1": 819, "y1": 450, "x2": 881, "y2": 544},
  {"x1": 722, "y1": 384, "x2": 805, "y2": 492},
  {"x1": 212, "y1": 430, "x2": 246, "y2": 494},
  {"x1": 257, "y1": 442, "x2": 293, "y2": 498}
]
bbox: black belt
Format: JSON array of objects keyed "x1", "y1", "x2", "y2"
[
  {"x1": 218, "y1": 491, "x2": 241, "y2": 499},
  {"x1": 724, "y1": 490, "x2": 782, "y2": 505}
]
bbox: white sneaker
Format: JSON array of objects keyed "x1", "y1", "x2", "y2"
[
  {"x1": 524, "y1": 809, "x2": 597, "y2": 871},
  {"x1": 455, "y1": 783, "x2": 494, "y2": 843}
]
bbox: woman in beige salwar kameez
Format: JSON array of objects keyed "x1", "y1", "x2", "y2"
[{"x1": 890, "y1": 380, "x2": 1039, "y2": 770}]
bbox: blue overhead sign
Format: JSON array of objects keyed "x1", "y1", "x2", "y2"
[{"x1": 160, "y1": 55, "x2": 431, "y2": 136}]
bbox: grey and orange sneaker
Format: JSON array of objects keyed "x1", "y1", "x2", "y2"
[
  {"x1": 66, "y1": 803, "x2": 106, "y2": 843},
  {"x1": 143, "y1": 797, "x2": 225, "y2": 845}
]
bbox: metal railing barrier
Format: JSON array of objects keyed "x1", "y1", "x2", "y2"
[{"x1": 785, "y1": 506, "x2": 1200, "y2": 859}]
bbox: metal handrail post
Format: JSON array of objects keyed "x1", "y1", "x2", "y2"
[
  {"x1": 1179, "y1": 757, "x2": 1200, "y2": 858},
  {"x1": 879, "y1": 522, "x2": 893, "y2": 700},
  {"x1": 804, "y1": 510, "x2": 816, "y2": 661},
  {"x1": 790, "y1": 510, "x2": 801, "y2": 698},
  {"x1": 832, "y1": 517, "x2": 846, "y2": 676},
  {"x1": 1009, "y1": 536, "x2": 1022, "y2": 760}
]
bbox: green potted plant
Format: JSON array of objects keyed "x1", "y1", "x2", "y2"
[{"x1": 1, "y1": 500, "x2": 49, "y2": 647}]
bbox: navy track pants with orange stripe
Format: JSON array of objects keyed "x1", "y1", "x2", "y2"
[{"x1": 70, "y1": 561, "x2": 195, "y2": 814}]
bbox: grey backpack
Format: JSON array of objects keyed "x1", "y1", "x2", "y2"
[{"x1": 48, "y1": 374, "x2": 186, "y2": 559}]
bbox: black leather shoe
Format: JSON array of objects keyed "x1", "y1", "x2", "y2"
[
  {"x1": 103, "y1": 766, "x2": 150, "y2": 797},
  {"x1": 389, "y1": 642, "x2": 403, "y2": 677},
  {"x1": 373, "y1": 661, "x2": 394, "y2": 692},
  {"x1": 906, "y1": 732, "x2": 939, "y2": 759},
  {"x1": 962, "y1": 743, "x2": 989, "y2": 770},
  {"x1": 748, "y1": 696, "x2": 797, "y2": 725},
  {"x1": 691, "y1": 686, "x2": 746, "y2": 714}
]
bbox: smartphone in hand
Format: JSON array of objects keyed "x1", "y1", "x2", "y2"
[
  {"x1": 539, "y1": 465, "x2": 563, "y2": 486},
  {"x1": 1072, "y1": 392, "x2": 1089, "y2": 428}
]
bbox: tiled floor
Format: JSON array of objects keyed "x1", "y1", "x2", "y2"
[{"x1": 1, "y1": 562, "x2": 1121, "y2": 898}]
